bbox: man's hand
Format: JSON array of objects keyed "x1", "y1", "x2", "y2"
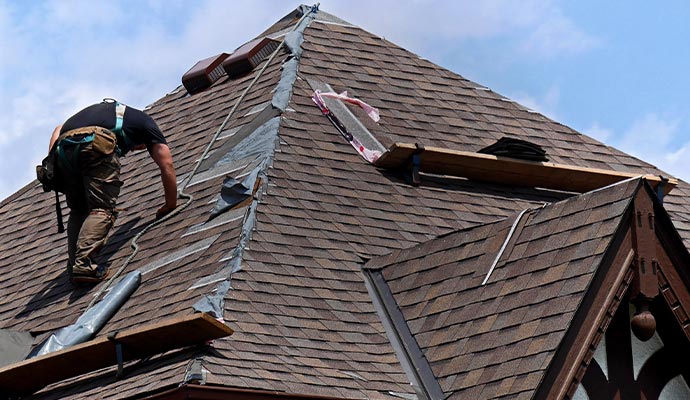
[{"x1": 156, "y1": 204, "x2": 176, "y2": 220}]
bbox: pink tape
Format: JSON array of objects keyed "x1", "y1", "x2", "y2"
[
  {"x1": 317, "y1": 91, "x2": 380, "y2": 122},
  {"x1": 312, "y1": 90, "x2": 382, "y2": 163}
]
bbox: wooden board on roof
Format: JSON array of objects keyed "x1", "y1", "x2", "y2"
[
  {"x1": 375, "y1": 142, "x2": 678, "y2": 195},
  {"x1": 0, "y1": 313, "x2": 233, "y2": 396}
]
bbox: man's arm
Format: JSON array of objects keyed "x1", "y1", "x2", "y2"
[
  {"x1": 149, "y1": 143, "x2": 178, "y2": 218},
  {"x1": 49, "y1": 125, "x2": 62, "y2": 151}
]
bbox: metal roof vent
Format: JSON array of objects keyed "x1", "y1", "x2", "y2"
[
  {"x1": 182, "y1": 53, "x2": 230, "y2": 95},
  {"x1": 222, "y1": 37, "x2": 280, "y2": 79},
  {"x1": 478, "y1": 137, "x2": 548, "y2": 162}
]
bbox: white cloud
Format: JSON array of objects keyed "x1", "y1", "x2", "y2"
[
  {"x1": 589, "y1": 113, "x2": 690, "y2": 182},
  {"x1": 510, "y1": 85, "x2": 561, "y2": 121},
  {"x1": 519, "y1": 12, "x2": 600, "y2": 55},
  {"x1": 619, "y1": 113, "x2": 680, "y2": 156},
  {"x1": 327, "y1": 0, "x2": 597, "y2": 57},
  {"x1": 584, "y1": 123, "x2": 614, "y2": 143}
]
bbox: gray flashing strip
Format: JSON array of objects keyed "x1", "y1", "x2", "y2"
[
  {"x1": 28, "y1": 271, "x2": 141, "y2": 358},
  {"x1": 192, "y1": 280, "x2": 231, "y2": 319},
  {"x1": 0, "y1": 329, "x2": 33, "y2": 367},
  {"x1": 308, "y1": 79, "x2": 386, "y2": 154},
  {"x1": 364, "y1": 269, "x2": 443, "y2": 400}
]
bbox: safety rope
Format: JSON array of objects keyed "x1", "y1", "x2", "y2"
[{"x1": 87, "y1": 5, "x2": 319, "y2": 308}]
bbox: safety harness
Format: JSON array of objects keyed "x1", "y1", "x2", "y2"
[
  {"x1": 56, "y1": 101, "x2": 131, "y2": 173},
  {"x1": 49, "y1": 101, "x2": 130, "y2": 232}
]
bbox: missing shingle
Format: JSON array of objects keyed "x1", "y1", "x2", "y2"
[
  {"x1": 244, "y1": 101, "x2": 272, "y2": 117},
  {"x1": 183, "y1": 208, "x2": 246, "y2": 237},
  {"x1": 339, "y1": 371, "x2": 367, "y2": 381},
  {"x1": 218, "y1": 126, "x2": 242, "y2": 140},
  {"x1": 388, "y1": 392, "x2": 418, "y2": 400},
  {"x1": 187, "y1": 161, "x2": 248, "y2": 187},
  {"x1": 189, "y1": 270, "x2": 230, "y2": 291},
  {"x1": 139, "y1": 235, "x2": 221, "y2": 276},
  {"x1": 198, "y1": 106, "x2": 281, "y2": 171}
]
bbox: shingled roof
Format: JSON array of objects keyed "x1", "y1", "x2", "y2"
[
  {"x1": 364, "y1": 178, "x2": 690, "y2": 399},
  {"x1": 1, "y1": 4, "x2": 690, "y2": 400}
]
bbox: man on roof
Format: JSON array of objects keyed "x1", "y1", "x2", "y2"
[{"x1": 48, "y1": 99, "x2": 177, "y2": 284}]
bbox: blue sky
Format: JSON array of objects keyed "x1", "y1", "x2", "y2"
[{"x1": 1, "y1": 0, "x2": 689, "y2": 200}]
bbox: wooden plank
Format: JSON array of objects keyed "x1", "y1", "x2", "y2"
[
  {"x1": 0, "y1": 313, "x2": 233, "y2": 396},
  {"x1": 375, "y1": 143, "x2": 678, "y2": 195}
]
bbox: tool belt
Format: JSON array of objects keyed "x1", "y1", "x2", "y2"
[{"x1": 56, "y1": 126, "x2": 117, "y2": 173}]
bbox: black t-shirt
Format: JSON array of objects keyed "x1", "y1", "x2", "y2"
[{"x1": 61, "y1": 101, "x2": 166, "y2": 154}]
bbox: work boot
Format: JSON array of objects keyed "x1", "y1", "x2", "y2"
[{"x1": 71, "y1": 261, "x2": 109, "y2": 284}]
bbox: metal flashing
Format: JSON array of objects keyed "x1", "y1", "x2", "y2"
[
  {"x1": 28, "y1": 271, "x2": 141, "y2": 358},
  {"x1": 363, "y1": 269, "x2": 443, "y2": 400},
  {"x1": 193, "y1": 280, "x2": 231, "y2": 319},
  {"x1": 0, "y1": 330, "x2": 33, "y2": 368},
  {"x1": 210, "y1": 159, "x2": 264, "y2": 218},
  {"x1": 218, "y1": 125, "x2": 242, "y2": 140},
  {"x1": 312, "y1": 19, "x2": 357, "y2": 28},
  {"x1": 482, "y1": 208, "x2": 531, "y2": 285}
]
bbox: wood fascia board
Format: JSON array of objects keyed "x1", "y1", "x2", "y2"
[
  {"x1": 374, "y1": 143, "x2": 678, "y2": 195},
  {"x1": 534, "y1": 217, "x2": 636, "y2": 399},
  {"x1": 0, "y1": 313, "x2": 233, "y2": 396}
]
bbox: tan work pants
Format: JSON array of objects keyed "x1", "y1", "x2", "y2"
[{"x1": 56, "y1": 127, "x2": 123, "y2": 275}]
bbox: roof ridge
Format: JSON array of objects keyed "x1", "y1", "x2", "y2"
[{"x1": 189, "y1": 5, "x2": 320, "y2": 322}]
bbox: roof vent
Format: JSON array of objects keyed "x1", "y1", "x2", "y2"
[
  {"x1": 222, "y1": 37, "x2": 280, "y2": 78},
  {"x1": 182, "y1": 53, "x2": 230, "y2": 95},
  {"x1": 478, "y1": 137, "x2": 548, "y2": 162}
]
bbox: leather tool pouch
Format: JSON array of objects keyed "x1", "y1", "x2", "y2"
[{"x1": 92, "y1": 129, "x2": 117, "y2": 155}]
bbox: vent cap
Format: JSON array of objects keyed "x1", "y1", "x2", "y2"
[
  {"x1": 222, "y1": 37, "x2": 280, "y2": 79},
  {"x1": 182, "y1": 53, "x2": 230, "y2": 95}
]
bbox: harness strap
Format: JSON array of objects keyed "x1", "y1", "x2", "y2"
[
  {"x1": 56, "y1": 134, "x2": 94, "y2": 173},
  {"x1": 54, "y1": 191, "x2": 65, "y2": 233},
  {"x1": 113, "y1": 102, "x2": 133, "y2": 155},
  {"x1": 114, "y1": 102, "x2": 125, "y2": 134}
]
